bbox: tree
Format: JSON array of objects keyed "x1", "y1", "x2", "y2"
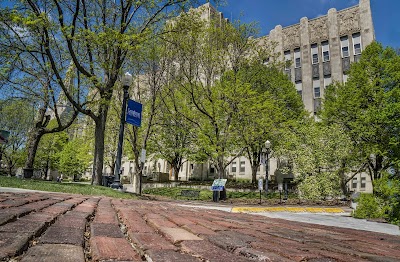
[
  {"x1": 276, "y1": 119, "x2": 353, "y2": 199},
  {"x1": 235, "y1": 64, "x2": 305, "y2": 184},
  {"x1": 321, "y1": 42, "x2": 400, "y2": 185},
  {"x1": 3, "y1": 0, "x2": 193, "y2": 185},
  {"x1": 103, "y1": 95, "x2": 123, "y2": 178},
  {"x1": 58, "y1": 137, "x2": 92, "y2": 181},
  {"x1": 0, "y1": 99, "x2": 34, "y2": 176},
  {"x1": 164, "y1": 11, "x2": 272, "y2": 180},
  {"x1": 125, "y1": 35, "x2": 171, "y2": 191},
  {"x1": 0, "y1": 14, "x2": 79, "y2": 178},
  {"x1": 149, "y1": 83, "x2": 195, "y2": 181},
  {"x1": 34, "y1": 127, "x2": 68, "y2": 180}
]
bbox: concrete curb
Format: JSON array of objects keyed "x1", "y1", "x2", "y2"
[{"x1": 232, "y1": 206, "x2": 347, "y2": 213}]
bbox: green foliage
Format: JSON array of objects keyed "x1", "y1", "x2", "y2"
[
  {"x1": 322, "y1": 42, "x2": 400, "y2": 181},
  {"x1": 353, "y1": 193, "x2": 383, "y2": 219},
  {"x1": 373, "y1": 174, "x2": 400, "y2": 225},
  {"x1": 233, "y1": 64, "x2": 305, "y2": 183},
  {"x1": 353, "y1": 175, "x2": 400, "y2": 225},
  {"x1": 34, "y1": 128, "x2": 69, "y2": 173},
  {"x1": 58, "y1": 138, "x2": 92, "y2": 180},
  {"x1": 297, "y1": 172, "x2": 341, "y2": 200},
  {"x1": 0, "y1": 99, "x2": 34, "y2": 175},
  {"x1": 163, "y1": 12, "x2": 292, "y2": 178}
]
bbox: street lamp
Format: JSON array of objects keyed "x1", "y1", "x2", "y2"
[
  {"x1": 264, "y1": 140, "x2": 271, "y2": 195},
  {"x1": 111, "y1": 72, "x2": 132, "y2": 189}
]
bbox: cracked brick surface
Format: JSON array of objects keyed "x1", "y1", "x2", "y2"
[{"x1": 0, "y1": 191, "x2": 399, "y2": 261}]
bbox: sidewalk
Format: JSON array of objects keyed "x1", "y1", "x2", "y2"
[
  {"x1": 0, "y1": 190, "x2": 399, "y2": 261},
  {"x1": 179, "y1": 203, "x2": 400, "y2": 236}
]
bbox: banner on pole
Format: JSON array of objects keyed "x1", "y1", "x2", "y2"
[{"x1": 126, "y1": 99, "x2": 142, "y2": 127}]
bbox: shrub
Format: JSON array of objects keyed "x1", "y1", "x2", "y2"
[
  {"x1": 353, "y1": 193, "x2": 383, "y2": 219},
  {"x1": 297, "y1": 173, "x2": 341, "y2": 200},
  {"x1": 373, "y1": 174, "x2": 400, "y2": 225}
]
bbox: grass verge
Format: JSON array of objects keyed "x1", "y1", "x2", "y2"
[{"x1": 0, "y1": 176, "x2": 136, "y2": 199}]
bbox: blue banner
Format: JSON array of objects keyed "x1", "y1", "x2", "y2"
[
  {"x1": 126, "y1": 99, "x2": 142, "y2": 127},
  {"x1": 211, "y1": 179, "x2": 227, "y2": 191}
]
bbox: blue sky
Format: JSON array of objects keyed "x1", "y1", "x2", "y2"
[{"x1": 212, "y1": 0, "x2": 399, "y2": 49}]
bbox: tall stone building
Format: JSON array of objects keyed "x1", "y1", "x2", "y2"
[
  {"x1": 122, "y1": 0, "x2": 375, "y2": 194},
  {"x1": 261, "y1": 0, "x2": 374, "y2": 114}
]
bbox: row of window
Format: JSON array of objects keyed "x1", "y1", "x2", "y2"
[
  {"x1": 295, "y1": 76, "x2": 333, "y2": 99},
  {"x1": 231, "y1": 161, "x2": 246, "y2": 173},
  {"x1": 210, "y1": 161, "x2": 263, "y2": 174},
  {"x1": 352, "y1": 176, "x2": 367, "y2": 190},
  {"x1": 285, "y1": 33, "x2": 362, "y2": 69}
]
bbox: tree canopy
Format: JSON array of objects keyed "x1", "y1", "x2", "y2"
[{"x1": 322, "y1": 42, "x2": 400, "y2": 182}]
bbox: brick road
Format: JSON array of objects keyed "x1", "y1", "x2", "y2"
[{"x1": 0, "y1": 192, "x2": 399, "y2": 261}]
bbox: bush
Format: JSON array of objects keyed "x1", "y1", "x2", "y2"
[
  {"x1": 373, "y1": 174, "x2": 400, "y2": 225},
  {"x1": 297, "y1": 173, "x2": 341, "y2": 200},
  {"x1": 353, "y1": 193, "x2": 383, "y2": 219}
]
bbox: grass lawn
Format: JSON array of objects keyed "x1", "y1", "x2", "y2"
[{"x1": 0, "y1": 176, "x2": 137, "y2": 199}]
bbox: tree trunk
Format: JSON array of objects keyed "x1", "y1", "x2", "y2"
[
  {"x1": 24, "y1": 129, "x2": 44, "y2": 170},
  {"x1": 92, "y1": 106, "x2": 108, "y2": 185},
  {"x1": 339, "y1": 174, "x2": 348, "y2": 196},
  {"x1": 250, "y1": 150, "x2": 260, "y2": 184},
  {"x1": 174, "y1": 166, "x2": 179, "y2": 181},
  {"x1": 8, "y1": 164, "x2": 13, "y2": 176},
  {"x1": 216, "y1": 159, "x2": 226, "y2": 200},
  {"x1": 374, "y1": 154, "x2": 383, "y2": 180},
  {"x1": 251, "y1": 165, "x2": 258, "y2": 185},
  {"x1": 44, "y1": 158, "x2": 49, "y2": 180},
  {"x1": 217, "y1": 156, "x2": 225, "y2": 179}
]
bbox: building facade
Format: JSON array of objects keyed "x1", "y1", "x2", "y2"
[
  {"x1": 262, "y1": 0, "x2": 374, "y2": 115},
  {"x1": 119, "y1": 0, "x2": 375, "y2": 194}
]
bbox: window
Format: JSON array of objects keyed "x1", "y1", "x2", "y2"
[
  {"x1": 284, "y1": 50, "x2": 291, "y2": 70},
  {"x1": 231, "y1": 162, "x2": 237, "y2": 173},
  {"x1": 210, "y1": 165, "x2": 215, "y2": 174},
  {"x1": 342, "y1": 46, "x2": 349, "y2": 57},
  {"x1": 313, "y1": 79, "x2": 320, "y2": 98},
  {"x1": 354, "y1": 44, "x2": 361, "y2": 55},
  {"x1": 343, "y1": 74, "x2": 348, "y2": 83},
  {"x1": 360, "y1": 177, "x2": 366, "y2": 190},
  {"x1": 294, "y1": 48, "x2": 301, "y2": 68},
  {"x1": 340, "y1": 36, "x2": 349, "y2": 57},
  {"x1": 311, "y1": 44, "x2": 318, "y2": 64},
  {"x1": 314, "y1": 87, "x2": 321, "y2": 98},
  {"x1": 295, "y1": 81, "x2": 303, "y2": 98},
  {"x1": 324, "y1": 77, "x2": 332, "y2": 89},
  {"x1": 240, "y1": 161, "x2": 245, "y2": 173},
  {"x1": 353, "y1": 32, "x2": 362, "y2": 55},
  {"x1": 322, "y1": 41, "x2": 330, "y2": 62},
  {"x1": 352, "y1": 178, "x2": 358, "y2": 189},
  {"x1": 190, "y1": 164, "x2": 194, "y2": 170}
]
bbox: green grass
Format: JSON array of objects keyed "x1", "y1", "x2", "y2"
[{"x1": 0, "y1": 176, "x2": 137, "y2": 199}]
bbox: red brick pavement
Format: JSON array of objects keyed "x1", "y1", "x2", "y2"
[{"x1": 0, "y1": 191, "x2": 399, "y2": 261}]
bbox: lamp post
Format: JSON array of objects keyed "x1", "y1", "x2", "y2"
[
  {"x1": 111, "y1": 72, "x2": 132, "y2": 189},
  {"x1": 264, "y1": 140, "x2": 271, "y2": 196}
]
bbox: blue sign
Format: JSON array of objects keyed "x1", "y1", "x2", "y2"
[
  {"x1": 126, "y1": 99, "x2": 142, "y2": 127},
  {"x1": 211, "y1": 179, "x2": 227, "y2": 191}
]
